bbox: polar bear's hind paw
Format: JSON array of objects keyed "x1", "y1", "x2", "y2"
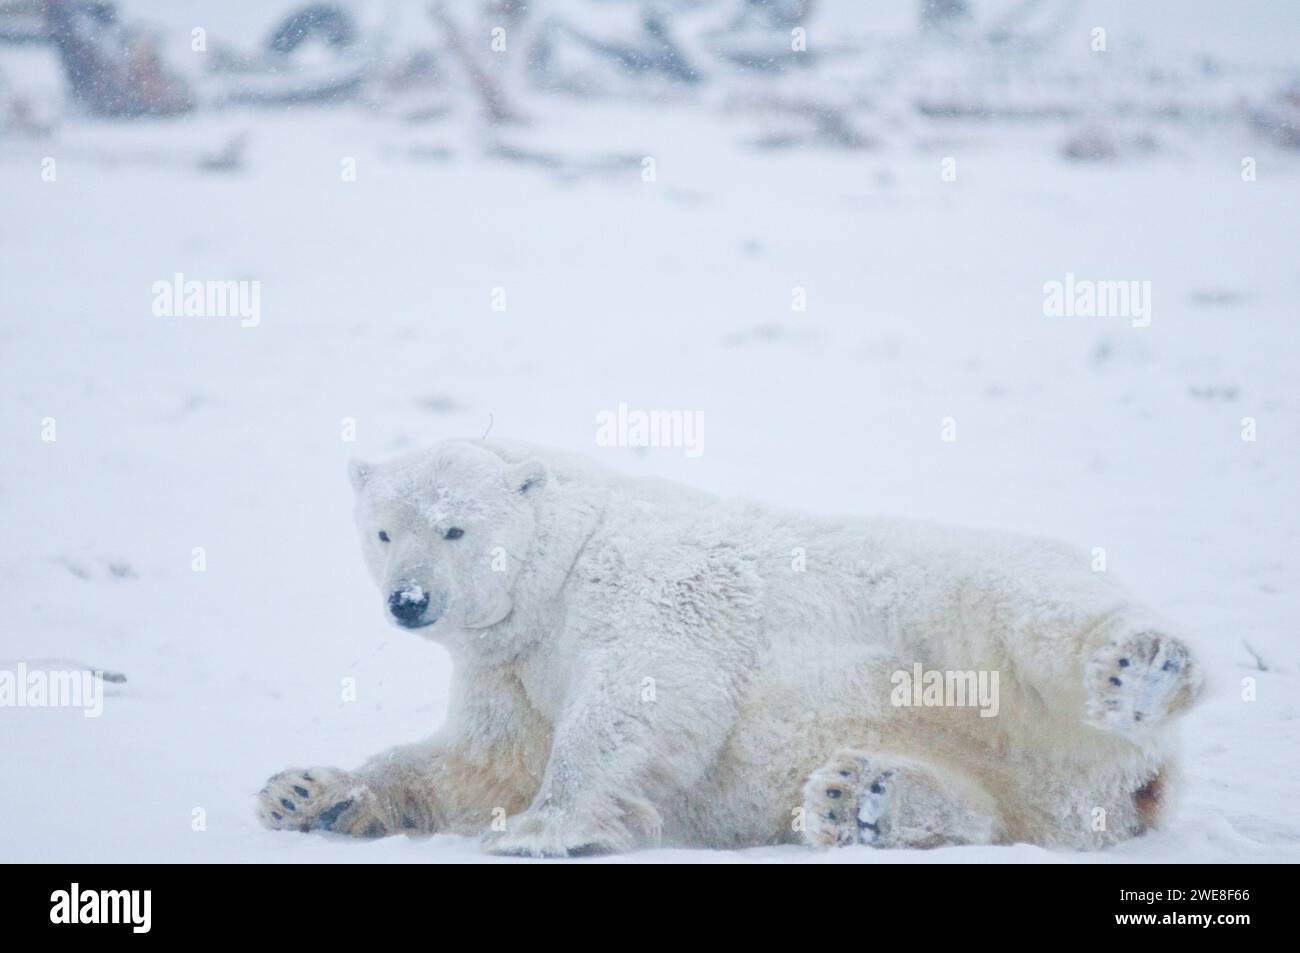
[
  {"x1": 1084, "y1": 631, "x2": 1201, "y2": 734},
  {"x1": 803, "y1": 751, "x2": 1001, "y2": 849}
]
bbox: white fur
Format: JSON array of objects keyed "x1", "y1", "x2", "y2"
[{"x1": 259, "y1": 439, "x2": 1203, "y2": 855}]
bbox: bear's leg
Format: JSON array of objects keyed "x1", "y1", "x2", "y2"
[
  {"x1": 258, "y1": 766, "x2": 393, "y2": 837},
  {"x1": 1083, "y1": 630, "x2": 1202, "y2": 736},
  {"x1": 802, "y1": 750, "x2": 1003, "y2": 849}
]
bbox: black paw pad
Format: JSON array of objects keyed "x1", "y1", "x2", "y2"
[
  {"x1": 280, "y1": 798, "x2": 296, "y2": 812},
  {"x1": 317, "y1": 798, "x2": 354, "y2": 831},
  {"x1": 293, "y1": 785, "x2": 310, "y2": 798},
  {"x1": 567, "y1": 842, "x2": 610, "y2": 858}
]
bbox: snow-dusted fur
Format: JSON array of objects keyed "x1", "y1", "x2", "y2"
[{"x1": 258, "y1": 439, "x2": 1203, "y2": 855}]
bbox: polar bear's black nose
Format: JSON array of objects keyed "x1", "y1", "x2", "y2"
[{"x1": 388, "y1": 587, "x2": 430, "y2": 625}]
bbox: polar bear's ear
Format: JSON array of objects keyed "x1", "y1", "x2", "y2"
[
  {"x1": 507, "y1": 459, "x2": 548, "y2": 496},
  {"x1": 348, "y1": 458, "x2": 373, "y2": 492}
]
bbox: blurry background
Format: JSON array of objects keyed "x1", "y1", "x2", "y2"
[{"x1": 1, "y1": 1, "x2": 1297, "y2": 862}]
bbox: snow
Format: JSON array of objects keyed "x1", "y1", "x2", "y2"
[
  {"x1": 394, "y1": 586, "x2": 424, "y2": 605},
  {"x1": 1, "y1": 1, "x2": 1298, "y2": 863}
]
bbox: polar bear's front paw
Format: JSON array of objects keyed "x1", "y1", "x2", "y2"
[
  {"x1": 803, "y1": 751, "x2": 1000, "y2": 849},
  {"x1": 485, "y1": 808, "x2": 633, "y2": 858},
  {"x1": 1084, "y1": 631, "x2": 1201, "y2": 735},
  {"x1": 257, "y1": 767, "x2": 389, "y2": 838}
]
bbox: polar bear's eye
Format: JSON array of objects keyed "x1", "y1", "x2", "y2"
[
  {"x1": 444, "y1": 527, "x2": 464, "y2": 540},
  {"x1": 378, "y1": 531, "x2": 390, "y2": 542}
]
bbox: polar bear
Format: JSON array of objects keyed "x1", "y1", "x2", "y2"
[{"x1": 258, "y1": 438, "x2": 1203, "y2": 855}]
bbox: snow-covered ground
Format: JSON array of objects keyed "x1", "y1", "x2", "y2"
[{"x1": 1, "y1": 2, "x2": 1298, "y2": 863}]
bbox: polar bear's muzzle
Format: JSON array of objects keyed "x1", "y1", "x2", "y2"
[{"x1": 387, "y1": 585, "x2": 447, "y2": 628}]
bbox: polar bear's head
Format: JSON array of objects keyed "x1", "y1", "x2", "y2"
[{"x1": 347, "y1": 442, "x2": 548, "y2": 636}]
